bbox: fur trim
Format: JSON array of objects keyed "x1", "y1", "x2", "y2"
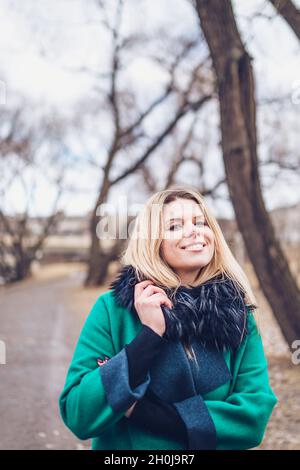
[{"x1": 109, "y1": 264, "x2": 256, "y2": 353}]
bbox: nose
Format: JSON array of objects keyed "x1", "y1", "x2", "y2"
[{"x1": 183, "y1": 221, "x2": 198, "y2": 238}]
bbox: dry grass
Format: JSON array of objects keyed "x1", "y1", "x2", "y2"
[
  {"x1": 31, "y1": 261, "x2": 87, "y2": 281},
  {"x1": 258, "y1": 356, "x2": 300, "y2": 450}
]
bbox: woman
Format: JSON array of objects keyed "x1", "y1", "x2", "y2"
[{"x1": 59, "y1": 187, "x2": 278, "y2": 450}]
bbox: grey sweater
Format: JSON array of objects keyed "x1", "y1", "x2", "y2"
[{"x1": 125, "y1": 324, "x2": 188, "y2": 445}]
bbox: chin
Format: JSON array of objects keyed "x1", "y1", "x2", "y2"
[
  {"x1": 175, "y1": 260, "x2": 205, "y2": 270},
  {"x1": 183, "y1": 253, "x2": 209, "y2": 262}
]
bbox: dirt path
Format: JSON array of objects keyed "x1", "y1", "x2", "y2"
[{"x1": 0, "y1": 269, "x2": 91, "y2": 450}]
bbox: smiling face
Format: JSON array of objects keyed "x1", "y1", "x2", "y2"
[{"x1": 160, "y1": 198, "x2": 215, "y2": 284}]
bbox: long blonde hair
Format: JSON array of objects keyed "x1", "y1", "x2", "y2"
[{"x1": 120, "y1": 186, "x2": 258, "y2": 359}]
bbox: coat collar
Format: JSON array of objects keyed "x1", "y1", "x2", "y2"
[{"x1": 109, "y1": 264, "x2": 256, "y2": 354}]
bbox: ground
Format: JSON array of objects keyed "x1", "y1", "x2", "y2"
[{"x1": 0, "y1": 262, "x2": 299, "y2": 450}]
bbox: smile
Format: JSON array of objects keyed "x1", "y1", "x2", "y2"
[{"x1": 181, "y1": 243, "x2": 206, "y2": 251}]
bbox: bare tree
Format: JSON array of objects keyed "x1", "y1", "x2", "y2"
[
  {"x1": 0, "y1": 106, "x2": 68, "y2": 283},
  {"x1": 0, "y1": 107, "x2": 31, "y2": 159},
  {"x1": 139, "y1": 114, "x2": 226, "y2": 197},
  {"x1": 195, "y1": 0, "x2": 300, "y2": 349},
  {"x1": 83, "y1": 0, "x2": 213, "y2": 285}
]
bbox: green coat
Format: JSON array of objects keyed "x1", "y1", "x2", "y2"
[{"x1": 58, "y1": 290, "x2": 278, "y2": 450}]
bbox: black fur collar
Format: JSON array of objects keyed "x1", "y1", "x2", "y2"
[{"x1": 109, "y1": 264, "x2": 256, "y2": 353}]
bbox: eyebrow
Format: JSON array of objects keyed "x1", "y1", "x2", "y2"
[{"x1": 166, "y1": 215, "x2": 205, "y2": 225}]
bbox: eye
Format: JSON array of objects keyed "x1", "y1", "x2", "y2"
[{"x1": 169, "y1": 223, "x2": 182, "y2": 231}]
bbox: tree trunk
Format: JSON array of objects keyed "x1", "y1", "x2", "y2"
[
  {"x1": 85, "y1": 176, "x2": 129, "y2": 286},
  {"x1": 195, "y1": 0, "x2": 300, "y2": 349},
  {"x1": 85, "y1": 240, "x2": 126, "y2": 286},
  {"x1": 85, "y1": 251, "x2": 115, "y2": 286},
  {"x1": 13, "y1": 242, "x2": 32, "y2": 282},
  {"x1": 85, "y1": 178, "x2": 111, "y2": 286}
]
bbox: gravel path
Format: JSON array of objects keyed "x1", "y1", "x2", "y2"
[{"x1": 0, "y1": 271, "x2": 90, "y2": 450}]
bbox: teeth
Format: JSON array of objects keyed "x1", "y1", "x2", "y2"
[{"x1": 184, "y1": 243, "x2": 204, "y2": 251}]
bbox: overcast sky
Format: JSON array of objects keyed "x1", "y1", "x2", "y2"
[{"x1": 0, "y1": 0, "x2": 299, "y2": 218}]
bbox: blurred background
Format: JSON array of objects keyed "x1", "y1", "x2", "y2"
[{"x1": 0, "y1": 0, "x2": 299, "y2": 450}]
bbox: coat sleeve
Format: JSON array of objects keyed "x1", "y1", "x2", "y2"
[
  {"x1": 58, "y1": 294, "x2": 151, "y2": 440},
  {"x1": 172, "y1": 311, "x2": 278, "y2": 450}
]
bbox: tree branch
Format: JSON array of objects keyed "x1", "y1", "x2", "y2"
[
  {"x1": 110, "y1": 94, "x2": 212, "y2": 186},
  {"x1": 268, "y1": 0, "x2": 300, "y2": 40}
]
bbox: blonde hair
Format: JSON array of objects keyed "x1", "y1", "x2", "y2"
[{"x1": 121, "y1": 186, "x2": 258, "y2": 360}]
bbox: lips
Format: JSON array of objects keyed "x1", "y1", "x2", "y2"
[{"x1": 181, "y1": 241, "x2": 207, "y2": 251}]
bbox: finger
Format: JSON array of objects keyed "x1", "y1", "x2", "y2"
[
  {"x1": 145, "y1": 292, "x2": 173, "y2": 309},
  {"x1": 134, "y1": 280, "x2": 154, "y2": 298},
  {"x1": 141, "y1": 284, "x2": 168, "y2": 298}
]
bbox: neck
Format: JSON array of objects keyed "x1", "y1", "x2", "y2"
[{"x1": 176, "y1": 267, "x2": 201, "y2": 287}]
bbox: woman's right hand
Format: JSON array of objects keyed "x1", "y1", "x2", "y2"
[{"x1": 134, "y1": 280, "x2": 173, "y2": 337}]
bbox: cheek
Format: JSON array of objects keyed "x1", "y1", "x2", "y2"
[
  {"x1": 161, "y1": 240, "x2": 179, "y2": 259},
  {"x1": 208, "y1": 243, "x2": 215, "y2": 258},
  {"x1": 207, "y1": 232, "x2": 215, "y2": 256}
]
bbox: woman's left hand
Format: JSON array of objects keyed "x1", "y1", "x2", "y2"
[{"x1": 125, "y1": 401, "x2": 138, "y2": 418}]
